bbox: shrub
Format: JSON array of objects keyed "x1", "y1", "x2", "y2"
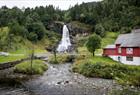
[
  {"x1": 72, "y1": 60, "x2": 140, "y2": 86},
  {"x1": 109, "y1": 89, "x2": 140, "y2": 95},
  {"x1": 48, "y1": 54, "x2": 75, "y2": 64},
  {"x1": 14, "y1": 60, "x2": 48, "y2": 75}
]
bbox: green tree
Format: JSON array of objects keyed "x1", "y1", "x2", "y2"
[
  {"x1": 26, "y1": 22, "x2": 46, "y2": 41},
  {"x1": 28, "y1": 32, "x2": 38, "y2": 75},
  {"x1": 95, "y1": 24, "x2": 106, "y2": 37},
  {"x1": 86, "y1": 34, "x2": 101, "y2": 56},
  {"x1": 8, "y1": 20, "x2": 28, "y2": 38}
]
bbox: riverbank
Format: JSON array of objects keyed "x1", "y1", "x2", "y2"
[
  {"x1": 0, "y1": 62, "x2": 139, "y2": 95},
  {"x1": 23, "y1": 63, "x2": 136, "y2": 95}
]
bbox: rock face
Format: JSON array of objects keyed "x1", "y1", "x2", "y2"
[
  {"x1": 47, "y1": 21, "x2": 92, "y2": 37},
  {"x1": 67, "y1": 22, "x2": 92, "y2": 36},
  {"x1": 47, "y1": 21, "x2": 64, "y2": 33}
]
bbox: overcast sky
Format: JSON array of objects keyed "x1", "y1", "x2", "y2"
[{"x1": 0, "y1": 0, "x2": 102, "y2": 10}]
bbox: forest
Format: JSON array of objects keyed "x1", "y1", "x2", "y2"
[{"x1": 0, "y1": 0, "x2": 140, "y2": 51}]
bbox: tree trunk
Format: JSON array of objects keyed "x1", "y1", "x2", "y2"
[
  {"x1": 93, "y1": 52, "x2": 95, "y2": 56},
  {"x1": 30, "y1": 46, "x2": 34, "y2": 75},
  {"x1": 54, "y1": 50, "x2": 57, "y2": 62}
]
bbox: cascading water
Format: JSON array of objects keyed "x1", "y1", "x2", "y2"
[{"x1": 57, "y1": 25, "x2": 71, "y2": 52}]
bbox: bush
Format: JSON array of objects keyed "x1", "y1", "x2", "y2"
[
  {"x1": 109, "y1": 89, "x2": 140, "y2": 95},
  {"x1": 48, "y1": 54, "x2": 75, "y2": 64},
  {"x1": 72, "y1": 60, "x2": 140, "y2": 86},
  {"x1": 14, "y1": 60, "x2": 48, "y2": 75}
]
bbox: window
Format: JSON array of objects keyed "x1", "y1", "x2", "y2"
[
  {"x1": 126, "y1": 56, "x2": 133, "y2": 61},
  {"x1": 118, "y1": 48, "x2": 121, "y2": 53},
  {"x1": 126, "y1": 48, "x2": 133, "y2": 54}
]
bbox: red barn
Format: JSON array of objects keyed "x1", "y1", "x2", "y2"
[{"x1": 103, "y1": 29, "x2": 140, "y2": 65}]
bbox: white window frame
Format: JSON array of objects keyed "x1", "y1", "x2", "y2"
[
  {"x1": 126, "y1": 48, "x2": 133, "y2": 54},
  {"x1": 126, "y1": 56, "x2": 133, "y2": 61},
  {"x1": 118, "y1": 47, "x2": 121, "y2": 53}
]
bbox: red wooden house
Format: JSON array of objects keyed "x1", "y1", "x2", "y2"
[{"x1": 103, "y1": 29, "x2": 140, "y2": 65}]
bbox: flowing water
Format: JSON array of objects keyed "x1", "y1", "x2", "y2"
[
  {"x1": 23, "y1": 63, "x2": 119, "y2": 95},
  {"x1": 57, "y1": 25, "x2": 71, "y2": 52},
  {"x1": 1, "y1": 63, "x2": 137, "y2": 95}
]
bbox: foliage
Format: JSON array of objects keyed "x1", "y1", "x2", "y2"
[
  {"x1": 26, "y1": 21, "x2": 46, "y2": 42},
  {"x1": 86, "y1": 34, "x2": 101, "y2": 56},
  {"x1": 0, "y1": 5, "x2": 63, "y2": 51},
  {"x1": 0, "y1": 55, "x2": 26, "y2": 63},
  {"x1": 109, "y1": 89, "x2": 140, "y2": 95},
  {"x1": 48, "y1": 54, "x2": 75, "y2": 64},
  {"x1": 95, "y1": 23, "x2": 106, "y2": 37},
  {"x1": 8, "y1": 20, "x2": 28, "y2": 38},
  {"x1": 72, "y1": 56, "x2": 140, "y2": 86},
  {"x1": 101, "y1": 32, "x2": 119, "y2": 48},
  {"x1": 67, "y1": 0, "x2": 140, "y2": 32},
  {"x1": 14, "y1": 60, "x2": 48, "y2": 75}
]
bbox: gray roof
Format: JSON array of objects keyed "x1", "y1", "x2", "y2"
[
  {"x1": 115, "y1": 29, "x2": 140, "y2": 47},
  {"x1": 104, "y1": 45, "x2": 116, "y2": 49}
]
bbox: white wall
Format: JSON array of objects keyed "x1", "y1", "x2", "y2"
[
  {"x1": 121, "y1": 56, "x2": 140, "y2": 65},
  {"x1": 108, "y1": 55, "x2": 118, "y2": 61},
  {"x1": 108, "y1": 55, "x2": 140, "y2": 65}
]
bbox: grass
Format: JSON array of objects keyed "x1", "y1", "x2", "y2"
[
  {"x1": 14, "y1": 60, "x2": 48, "y2": 75},
  {"x1": 102, "y1": 32, "x2": 119, "y2": 47},
  {"x1": 77, "y1": 32, "x2": 119, "y2": 54},
  {"x1": 89, "y1": 56, "x2": 120, "y2": 64},
  {"x1": 48, "y1": 54, "x2": 75, "y2": 64},
  {"x1": 74, "y1": 55, "x2": 119, "y2": 65},
  {"x1": 72, "y1": 55, "x2": 140, "y2": 86},
  {"x1": 0, "y1": 55, "x2": 27, "y2": 63},
  {"x1": 109, "y1": 89, "x2": 140, "y2": 95},
  {"x1": 0, "y1": 47, "x2": 47, "y2": 63},
  {"x1": 96, "y1": 32, "x2": 119, "y2": 54}
]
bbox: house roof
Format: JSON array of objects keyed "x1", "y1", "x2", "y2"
[
  {"x1": 115, "y1": 29, "x2": 140, "y2": 47},
  {"x1": 104, "y1": 45, "x2": 116, "y2": 49}
]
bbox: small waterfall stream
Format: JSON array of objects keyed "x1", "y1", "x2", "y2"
[{"x1": 57, "y1": 25, "x2": 71, "y2": 52}]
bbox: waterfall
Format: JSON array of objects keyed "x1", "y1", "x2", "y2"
[{"x1": 57, "y1": 25, "x2": 71, "y2": 52}]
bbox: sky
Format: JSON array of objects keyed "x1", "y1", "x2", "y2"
[{"x1": 0, "y1": 0, "x2": 102, "y2": 10}]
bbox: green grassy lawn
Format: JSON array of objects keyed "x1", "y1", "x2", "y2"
[
  {"x1": 89, "y1": 56, "x2": 120, "y2": 64},
  {"x1": 0, "y1": 48, "x2": 47, "y2": 63},
  {"x1": 14, "y1": 60, "x2": 48, "y2": 75},
  {"x1": 102, "y1": 32, "x2": 119, "y2": 47},
  {"x1": 96, "y1": 32, "x2": 119, "y2": 54},
  {"x1": 0, "y1": 55, "x2": 27, "y2": 63},
  {"x1": 77, "y1": 32, "x2": 119, "y2": 55},
  {"x1": 74, "y1": 54, "x2": 120, "y2": 65}
]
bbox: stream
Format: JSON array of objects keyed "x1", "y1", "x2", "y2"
[{"x1": 0, "y1": 63, "x2": 122, "y2": 95}]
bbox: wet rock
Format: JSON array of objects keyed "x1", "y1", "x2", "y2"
[
  {"x1": 64, "y1": 81, "x2": 69, "y2": 84},
  {"x1": 57, "y1": 81, "x2": 62, "y2": 85}
]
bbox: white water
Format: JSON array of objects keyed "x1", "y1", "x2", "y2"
[{"x1": 57, "y1": 25, "x2": 71, "y2": 52}]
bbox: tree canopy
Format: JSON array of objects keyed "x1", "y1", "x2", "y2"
[{"x1": 86, "y1": 34, "x2": 101, "y2": 56}]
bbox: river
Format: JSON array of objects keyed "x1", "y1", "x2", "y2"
[{"x1": 0, "y1": 63, "x2": 122, "y2": 95}]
